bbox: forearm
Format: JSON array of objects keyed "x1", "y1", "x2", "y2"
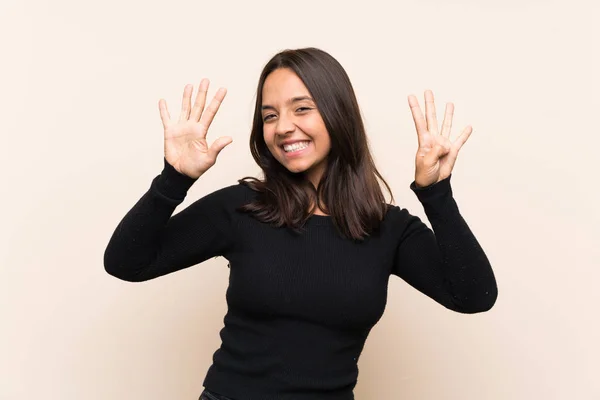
[{"x1": 412, "y1": 176, "x2": 498, "y2": 312}]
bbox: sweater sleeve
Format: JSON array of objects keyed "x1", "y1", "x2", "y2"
[
  {"x1": 103, "y1": 158, "x2": 236, "y2": 282},
  {"x1": 391, "y1": 174, "x2": 498, "y2": 313}
]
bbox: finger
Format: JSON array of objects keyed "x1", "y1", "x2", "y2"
[
  {"x1": 179, "y1": 84, "x2": 193, "y2": 122},
  {"x1": 199, "y1": 87, "x2": 228, "y2": 131},
  {"x1": 440, "y1": 102, "x2": 454, "y2": 138},
  {"x1": 424, "y1": 90, "x2": 439, "y2": 135},
  {"x1": 158, "y1": 99, "x2": 171, "y2": 129},
  {"x1": 408, "y1": 94, "x2": 427, "y2": 146},
  {"x1": 190, "y1": 78, "x2": 210, "y2": 122},
  {"x1": 453, "y1": 125, "x2": 473, "y2": 151},
  {"x1": 209, "y1": 136, "x2": 233, "y2": 160}
]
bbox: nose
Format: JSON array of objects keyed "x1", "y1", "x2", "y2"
[{"x1": 274, "y1": 113, "x2": 295, "y2": 136}]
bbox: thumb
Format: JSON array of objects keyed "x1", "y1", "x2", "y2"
[{"x1": 209, "y1": 136, "x2": 233, "y2": 159}]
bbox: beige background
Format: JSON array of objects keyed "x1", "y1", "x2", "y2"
[{"x1": 1, "y1": 0, "x2": 598, "y2": 399}]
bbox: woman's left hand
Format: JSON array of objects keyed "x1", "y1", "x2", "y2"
[{"x1": 408, "y1": 90, "x2": 473, "y2": 188}]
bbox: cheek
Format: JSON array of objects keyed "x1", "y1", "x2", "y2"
[
  {"x1": 263, "y1": 129, "x2": 279, "y2": 153},
  {"x1": 295, "y1": 117, "x2": 320, "y2": 137},
  {"x1": 262, "y1": 128, "x2": 273, "y2": 145},
  {"x1": 307, "y1": 120, "x2": 330, "y2": 145},
  {"x1": 311, "y1": 115, "x2": 328, "y2": 135}
]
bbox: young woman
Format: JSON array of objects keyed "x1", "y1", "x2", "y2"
[{"x1": 104, "y1": 47, "x2": 498, "y2": 400}]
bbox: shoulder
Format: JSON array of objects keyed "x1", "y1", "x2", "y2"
[
  {"x1": 192, "y1": 182, "x2": 259, "y2": 216},
  {"x1": 179, "y1": 183, "x2": 258, "y2": 232},
  {"x1": 381, "y1": 203, "x2": 426, "y2": 239},
  {"x1": 383, "y1": 203, "x2": 412, "y2": 222},
  {"x1": 198, "y1": 182, "x2": 257, "y2": 205}
]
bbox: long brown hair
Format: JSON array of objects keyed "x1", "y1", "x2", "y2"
[{"x1": 238, "y1": 47, "x2": 394, "y2": 241}]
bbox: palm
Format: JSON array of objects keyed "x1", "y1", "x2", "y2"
[
  {"x1": 417, "y1": 128, "x2": 453, "y2": 179},
  {"x1": 164, "y1": 121, "x2": 210, "y2": 172},
  {"x1": 408, "y1": 90, "x2": 473, "y2": 187},
  {"x1": 159, "y1": 79, "x2": 232, "y2": 179}
]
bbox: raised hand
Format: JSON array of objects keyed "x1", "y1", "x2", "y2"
[
  {"x1": 159, "y1": 79, "x2": 232, "y2": 179},
  {"x1": 408, "y1": 90, "x2": 473, "y2": 188}
]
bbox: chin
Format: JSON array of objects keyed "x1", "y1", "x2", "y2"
[
  {"x1": 276, "y1": 157, "x2": 310, "y2": 173},
  {"x1": 284, "y1": 165, "x2": 309, "y2": 174}
]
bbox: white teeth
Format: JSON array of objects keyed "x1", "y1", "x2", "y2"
[{"x1": 283, "y1": 141, "x2": 310, "y2": 152}]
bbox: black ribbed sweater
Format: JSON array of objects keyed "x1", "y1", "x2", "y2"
[{"x1": 103, "y1": 158, "x2": 498, "y2": 400}]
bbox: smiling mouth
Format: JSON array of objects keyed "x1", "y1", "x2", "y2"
[{"x1": 282, "y1": 141, "x2": 311, "y2": 153}]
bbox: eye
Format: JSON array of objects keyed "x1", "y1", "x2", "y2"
[
  {"x1": 263, "y1": 114, "x2": 275, "y2": 122},
  {"x1": 297, "y1": 107, "x2": 312, "y2": 112}
]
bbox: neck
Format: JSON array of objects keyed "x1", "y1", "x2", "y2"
[
  {"x1": 312, "y1": 209, "x2": 329, "y2": 216},
  {"x1": 305, "y1": 164, "x2": 326, "y2": 189}
]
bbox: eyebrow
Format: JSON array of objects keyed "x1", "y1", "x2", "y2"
[{"x1": 261, "y1": 96, "x2": 314, "y2": 111}]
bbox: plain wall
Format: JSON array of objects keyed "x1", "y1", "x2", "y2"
[{"x1": 1, "y1": 0, "x2": 598, "y2": 398}]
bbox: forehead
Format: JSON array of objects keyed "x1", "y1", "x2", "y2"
[{"x1": 262, "y1": 68, "x2": 310, "y2": 102}]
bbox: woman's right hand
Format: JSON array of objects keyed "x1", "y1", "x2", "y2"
[{"x1": 159, "y1": 79, "x2": 233, "y2": 179}]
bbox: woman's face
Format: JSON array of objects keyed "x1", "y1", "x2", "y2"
[{"x1": 261, "y1": 68, "x2": 331, "y2": 187}]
